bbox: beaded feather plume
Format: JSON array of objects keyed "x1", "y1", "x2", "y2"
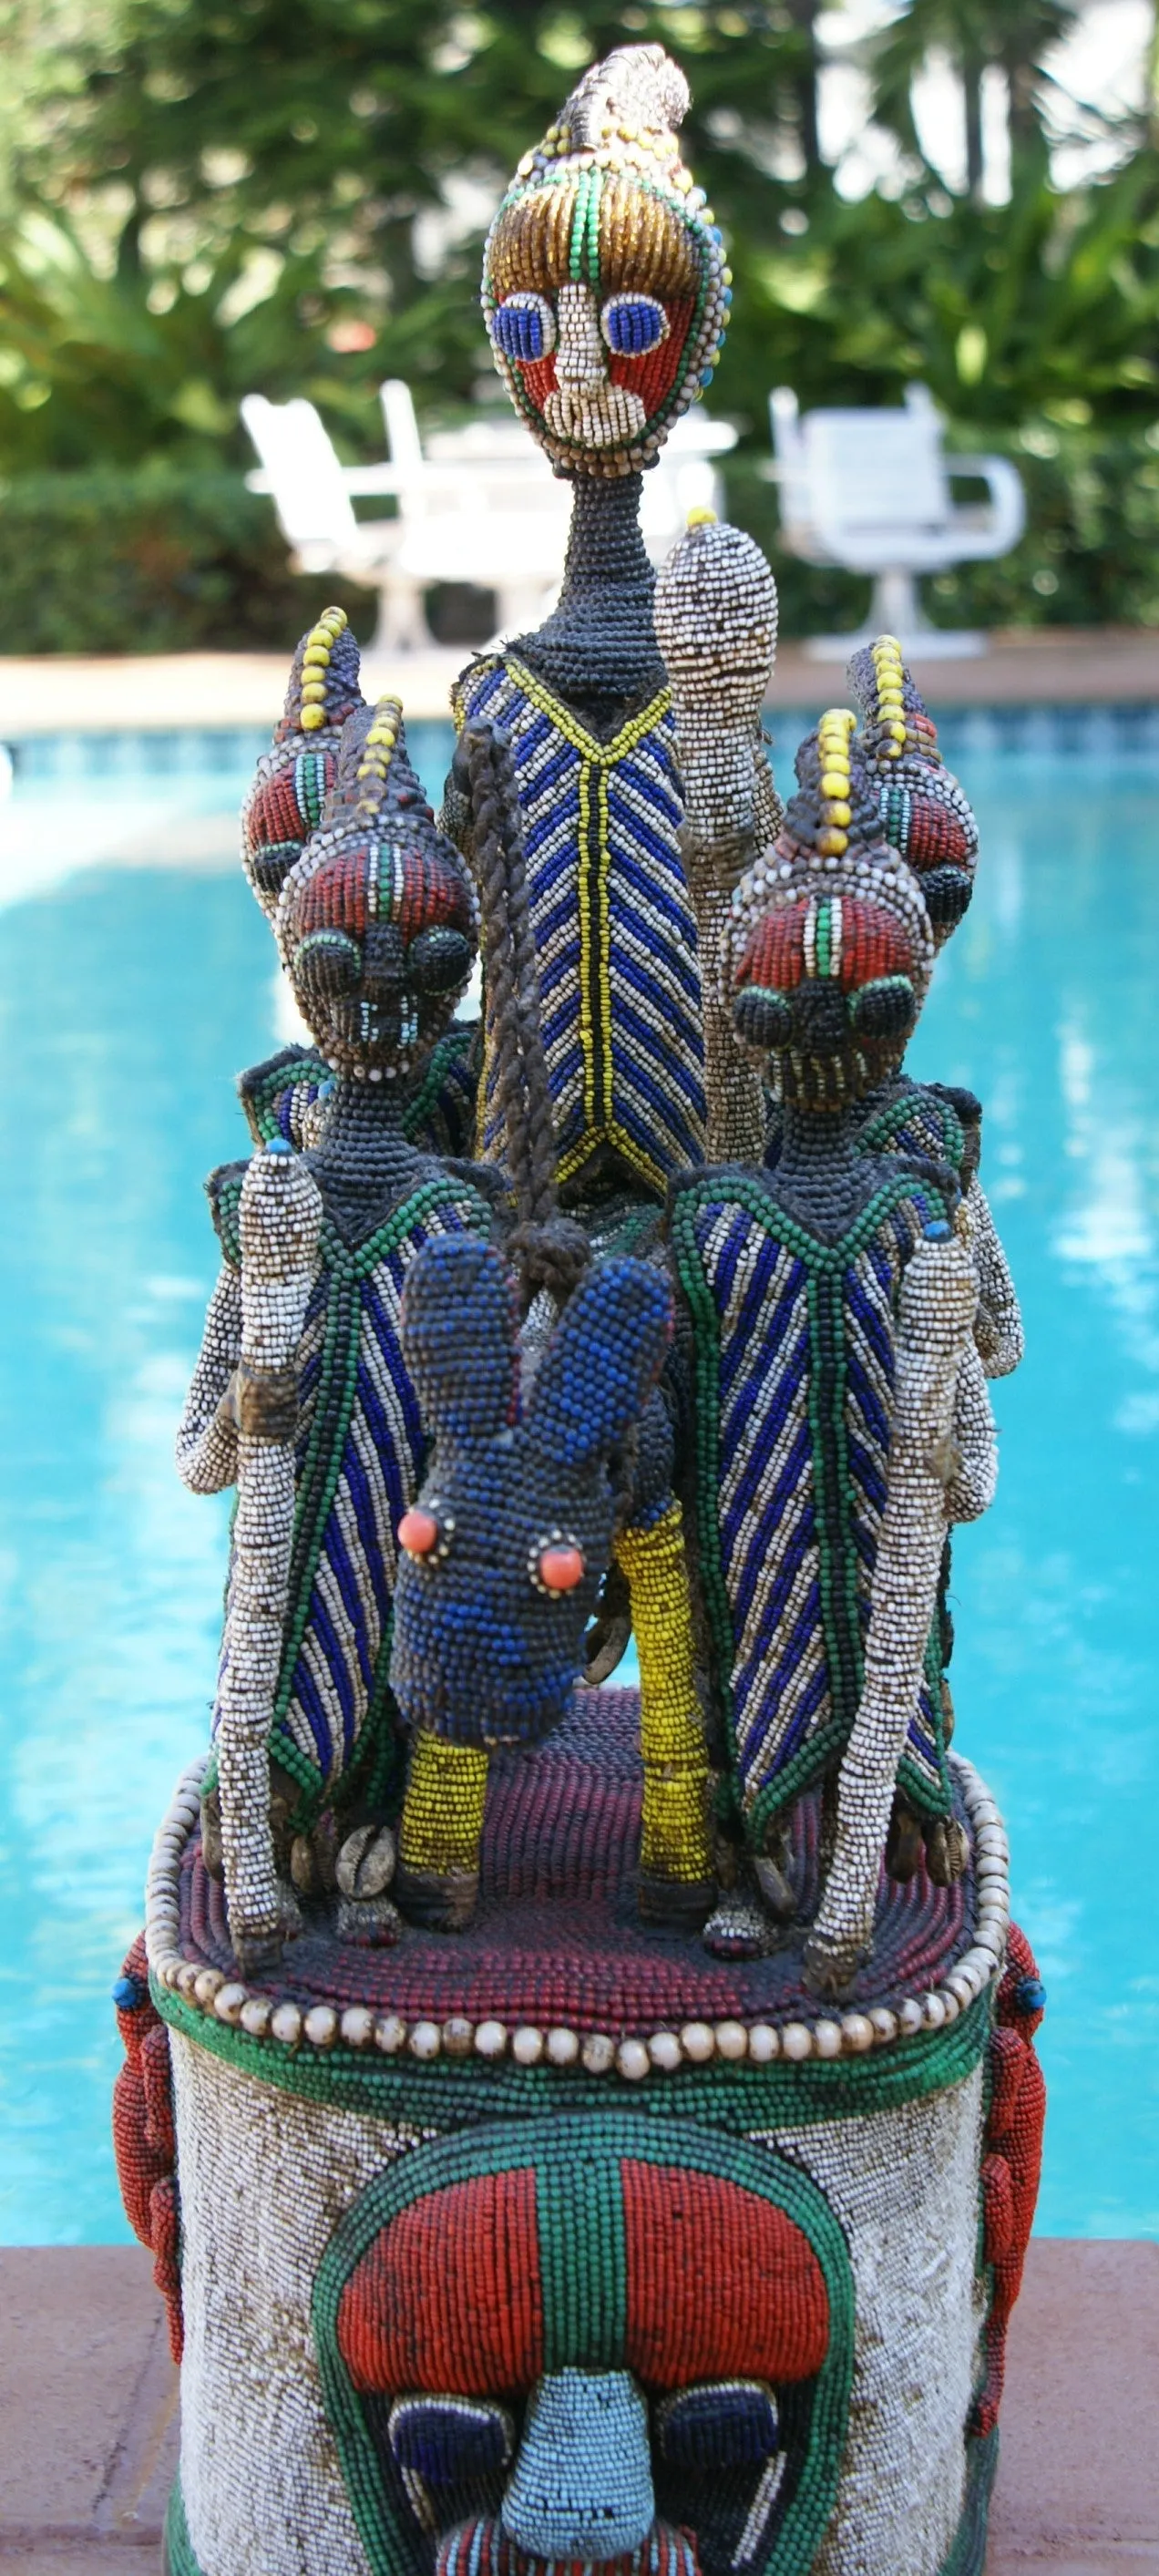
[
  {"x1": 241, "y1": 607, "x2": 365, "y2": 918},
  {"x1": 846, "y1": 634, "x2": 979, "y2": 942},
  {"x1": 728, "y1": 709, "x2": 935, "y2": 1107},
  {"x1": 482, "y1": 45, "x2": 730, "y2": 477}
]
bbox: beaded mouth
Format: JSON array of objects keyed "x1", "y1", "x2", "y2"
[{"x1": 436, "y1": 2514, "x2": 700, "y2": 2576}]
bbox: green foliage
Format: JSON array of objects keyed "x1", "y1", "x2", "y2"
[
  {"x1": 3, "y1": 0, "x2": 1159, "y2": 641},
  {"x1": 0, "y1": 462, "x2": 370, "y2": 650}
]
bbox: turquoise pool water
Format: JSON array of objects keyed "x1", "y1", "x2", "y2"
[{"x1": 0, "y1": 733, "x2": 1155, "y2": 2241}]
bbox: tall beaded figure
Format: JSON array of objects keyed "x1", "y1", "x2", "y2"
[
  {"x1": 453, "y1": 44, "x2": 733, "y2": 1209},
  {"x1": 112, "y1": 47, "x2": 1047, "y2": 2576}
]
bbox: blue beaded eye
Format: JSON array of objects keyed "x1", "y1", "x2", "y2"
[
  {"x1": 600, "y1": 292, "x2": 669, "y2": 357},
  {"x1": 388, "y1": 2395, "x2": 514, "y2": 2484},
  {"x1": 657, "y1": 2380, "x2": 780, "y2": 2470},
  {"x1": 490, "y1": 292, "x2": 556, "y2": 363}
]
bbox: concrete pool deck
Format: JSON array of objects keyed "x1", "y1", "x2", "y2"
[
  {"x1": 3, "y1": 624, "x2": 1159, "y2": 734},
  {"x1": 0, "y1": 2242, "x2": 1154, "y2": 2573}
]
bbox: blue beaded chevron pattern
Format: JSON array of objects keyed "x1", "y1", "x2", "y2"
[
  {"x1": 213, "y1": 1180, "x2": 490, "y2": 1815},
  {"x1": 455, "y1": 653, "x2": 706, "y2": 1194},
  {"x1": 671, "y1": 1171, "x2": 953, "y2": 1834}
]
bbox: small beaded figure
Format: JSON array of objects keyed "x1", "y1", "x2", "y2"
[
  {"x1": 176, "y1": 701, "x2": 496, "y2": 1965},
  {"x1": 238, "y1": 608, "x2": 480, "y2": 1162},
  {"x1": 670, "y1": 722, "x2": 998, "y2": 1969}
]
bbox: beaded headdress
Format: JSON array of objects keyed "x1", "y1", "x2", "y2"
[
  {"x1": 846, "y1": 635, "x2": 979, "y2": 941},
  {"x1": 241, "y1": 607, "x2": 365, "y2": 917},
  {"x1": 276, "y1": 698, "x2": 477, "y2": 1083},
  {"x1": 729, "y1": 709, "x2": 934, "y2": 1107},
  {"x1": 481, "y1": 45, "x2": 729, "y2": 477}
]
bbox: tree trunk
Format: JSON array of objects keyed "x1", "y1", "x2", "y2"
[
  {"x1": 786, "y1": 0, "x2": 821, "y2": 177},
  {"x1": 962, "y1": 46, "x2": 984, "y2": 200}
]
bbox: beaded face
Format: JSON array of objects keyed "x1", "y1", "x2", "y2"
[
  {"x1": 277, "y1": 699, "x2": 476, "y2": 1083},
  {"x1": 727, "y1": 709, "x2": 936, "y2": 1110},
  {"x1": 482, "y1": 46, "x2": 729, "y2": 477},
  {"x1": 317, "y1": 2117, "x2": 851, "y2": 2576},
  {"x1": 391, "y1": 1239, "x2": 672, "y2": 1748},
  {"x1": 733, "y1": 888, "x2": 924, "y2": 1111}
]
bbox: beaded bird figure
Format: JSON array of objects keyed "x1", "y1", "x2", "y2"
[
  {"x1": 176, "y1": 700, "x2": 497, "y2": 1958},
  {"x1": 840, "y1": 636, "x2": 1024, "y2": 1383},
  {"x1": 669, "y1": 720, "x2": 999, "y2": 1966},
  {"x1": 447, "y1": 43, "x2": 736, "y2": 1211},
  {"x1": 236, "y1": 611, "x2": 479, "y2": 1161}
]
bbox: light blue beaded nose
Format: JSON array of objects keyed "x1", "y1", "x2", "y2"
[{"x1": 501, "y1": 2369, "x2": 655, "y2": 2563}]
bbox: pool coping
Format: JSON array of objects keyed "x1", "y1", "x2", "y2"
[
  {"x1": 2, "y1": 627, "x2": 1159, "y2": 736},
  {"x1": 0, "y1": 2240, "x2": 1154, "y2": 2571}
]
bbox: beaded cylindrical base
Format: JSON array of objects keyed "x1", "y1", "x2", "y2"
[{"x1": 120, "y1": 1693, "x2": 1041, "y2": 2576}]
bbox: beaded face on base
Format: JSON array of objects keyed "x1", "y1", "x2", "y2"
[{"x1": 116, "y1": 47, "x2": 1043, "y2": 2576}]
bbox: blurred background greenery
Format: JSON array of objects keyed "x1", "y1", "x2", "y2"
[{"x1": 4, "y1": 0, "x2": 1159, "y2": 646}]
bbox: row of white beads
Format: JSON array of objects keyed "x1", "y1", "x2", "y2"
[{"x1": 144, "y1": 1751, "x2": 1008, "y2": 2078}]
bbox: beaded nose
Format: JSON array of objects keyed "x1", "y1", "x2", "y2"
[{"x1": 501, "y1": 2370, "x2": 655, "y2": 2562}]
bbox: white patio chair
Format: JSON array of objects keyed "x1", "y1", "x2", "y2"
[
  {"x1": 766, "y1": 383, "x2": 1025, "y2": 658},
  {"x1": 241, "y1": 393, "x2": 432, "y2": 651}
]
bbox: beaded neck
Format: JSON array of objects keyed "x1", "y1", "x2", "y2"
[
  {"x1": 509, "y1": 475, "x2": 666, "y2": 735},
  {"x1": 303, "y1": 1071, "x2": 440, "y2": 1247},
  {"x1": 764, "y1": 1098, "x2": 882, "y2": 1245}
]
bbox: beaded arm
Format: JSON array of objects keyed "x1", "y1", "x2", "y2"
[
  {"x1": 965, "y1": 1174, "x2": 1025, "y2": 1379},
  {"x1": 175, "y1": 1267, "x2": 241, "y2": 1496}
]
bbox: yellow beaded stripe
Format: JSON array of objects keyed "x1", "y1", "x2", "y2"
[
  {"x1": 815, "y1": 707, "x2": 856, "y2": 857},
  {"x1": 356, "y1": 694, "x2": 404, "y2": 812},
  {"x1": 870, "y1": 634, "x2": 908, "y2": 760},
  {"x1": 614, "y1": 1502, "x2": 712, "y2": 1885},
  {"x1": 398, "y1": 1729, "x2": 489, "y2": 1875},
  {"x1": 299, "y1": 605, "x2": 348, "y2": 734}
]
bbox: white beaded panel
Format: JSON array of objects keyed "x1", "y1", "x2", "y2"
[
  {"x1": 171, "y1": 2033, "x2": 429, "y2": 2576},
  {"x1": 171, "y1": 2031, "x2": 985, "y2": 2576},
  {"x1": 763, "y1": 2068, "x2": 987, "y2": 2576}
]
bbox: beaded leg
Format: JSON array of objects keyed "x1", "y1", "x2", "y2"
[
  {"x1": 614, "y1": 1503, "x2": 714, "y2": 1928},
  {"x1": 395, "y1": 1729, "x2": 490, "y2": 1934}
]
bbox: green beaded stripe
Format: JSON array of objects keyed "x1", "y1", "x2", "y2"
[
  {"x1": 272, "y1": 1178, "x2": 491, "y2": 1779},
  {"x1": 153, "y1": 1975, "x2": 991, "y2": 2126},
  {"x1": 163, "y1": 2479, "x2": 205, "y2": 2576},
  {"x1": 311, "y1": 2114, "x2": 854, "y2": 2576},
  {"x1": 859, "y1": 1087, "x2": 966, "y2": 1175},
  {"x1": 938, "y1": 2427, "x2": 999, "y2": 2576},
  {"x1": 400, "y1": 1023, "x2": 477, "y2": 1144},
  {"x1": 671, "y1": 1169, "x2": 948, "y2": 1832}
]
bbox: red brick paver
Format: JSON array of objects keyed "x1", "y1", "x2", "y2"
[{"x1": 0, "y1": 2240, "x2": 1154, "y2": 2570}]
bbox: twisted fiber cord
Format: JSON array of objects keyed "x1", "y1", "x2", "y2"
[{"x1": 465, "y1": 720, "x2": 589, "y2": 1307}]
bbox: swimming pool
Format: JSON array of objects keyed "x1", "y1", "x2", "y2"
[{"x1": 0, "y1": 727, "x2": 1154, "y2": 2241}]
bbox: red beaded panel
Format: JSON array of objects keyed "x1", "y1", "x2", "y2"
[
  {"x1": 904, "y1": 795, "x2": 972, "y2": 874},
  {"x1": 292, "y1": 843, "x2": 474, "y2": 945},
  {"x1": 337, "y1": 2167, "x2": 545, "y2": 2396},
  {"x1": 608, "y1": 295, "x2": 693, "y2": 415},
  {"x1": 735, "y1": 898, "x2": 917, "y2": 997},
  {"x1": 621, "y1": 2162, "x2": 829, "y2": 2388},
  {"x1": 972, "y1": 1922, "x2": 1047, "y2": 2437},
  {"x1": 111, "y1": 1934, "x2": 184, "y2": 2364}
]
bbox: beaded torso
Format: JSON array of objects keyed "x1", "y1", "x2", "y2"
[
  {"x1": 210, "y1": 1170, "x2": 490, "y2": 1814},
  {"x1": 671, "y1": 1168, "x2": 954, "y2": 1839},
  {"x1": 456, "y1": 653, "x2": 706, "y2": 1196},
  {"x1": 238, "y1": 1031, "x2": 482, "y2": 1162}
]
